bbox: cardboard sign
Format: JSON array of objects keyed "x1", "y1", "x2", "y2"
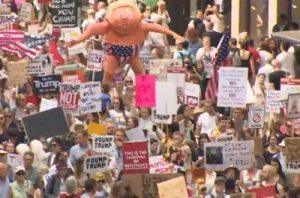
[
  {"x1": 7, "y1": 154, "x2": 24, "y2": 169},
  {"x1": 151, "y1": 108, "x2": 172, "y2": 124},
  {"x1": 61, "y1": 27, "x2": 85, "y2": 55},
  {"x1": 122, "y1": 174, "x2": 181, "y2": 198},
  {"x1": 287, "y1": 93, "x2": 300, "y2": 118},
  {"x1": 83, "y1": 154, "x2": 109, "y2": 174},
  {"x1": 0, "y1": 14, "x2": 16, "y2": 30},
  {"x1": 92, "y1": 135, "x2": 114, "y2": 153},
  {"x1": 32, "y1": 75, "x2": 61, "y2": 95},
  {"x1": 204, "y1": 140, "x2": 254, "y2": 170},
  {"x1": 87, "y1": 122, "x2": 106, "y2": 136},
  {"x1": 87, "y1": 50, "x2": 103, "y2": 71},
  {"x1": 280, "y1": 78, "x2": 300, "y2": 100},
  {"x1": 192, "y1": 168, "x2": 205, "y2": 184},
  {"x1": 28, "y1": 54, "x2": 53, "y2": 76},
  {"x1": 184, "y1": 82, "x2": 200, "y2": 107},
  {"x1": 22, "y1": 107, "x2": 69, "y2": 141},
  {"x1": 59, "y1": 83, "x2": 80, "y2": 113},
  {"x1": 247, "y1": 186, "x2": 276, "y2": 198},
  {"x1": 149, "y1": 59, "x2": 182, "y2": 80},
  {"x1": 248, "y1": 106, "x2": 265, "y2": 129},
  {"x1": 79, "y1": 82, "x2": 101, "y2": 114},
  {"x1": 7, "y1": 60, "x2": 29, "y2": 87},
  {"x1": 217, "y1": 67, "x2": 248, "y2": 108},
  {"x1": 155, "y1": 81, "x2": 177, "y2": 115},
  {"x1": 157, "y1": 176, "x2": 188, "y2": 198},
  {"x1": 265, "y1": 90, "x2": 281, "y2": 113},
  {"x1": 125, "y1": 127, "x2": 146, "y2": 141},
  {"x1": 51, "y1": 0, "x2": 78, "y2": 27},
  {"x1": 19, "y1": 3, "x2": 32, "y2": 22},
  {"x1": 149, "y1": 155, "x2": 174, "y2": 174},
  {"x1": 40, "y1": 98, "x2": 58, "y2": 112},
  {"x1": 135, "y1": 75, "x2": 155, "y2": 107},
  {"x1": 284, "y1": 137, "x2": 300, "y2": 162},
  {"x1": 123, "y1": 141, "x2": 149, "y2": 174}
]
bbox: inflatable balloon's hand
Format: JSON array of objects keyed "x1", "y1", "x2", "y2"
[
  {"x1": 174, "y1": 35, "x2": 185, "y2": 45},
  {"x1": 65, "y1": 40, "x2": 77, "y2": 48}
]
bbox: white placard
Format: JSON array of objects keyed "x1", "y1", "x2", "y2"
[
  {"x1": 151, "y1": 108, "x2": 172, "y2": 124},
  {"x1": 149, "y1": 59, "x2": 182, "y2": 81},
  {"x1": 28, "y1": 54, "x2": 53, "y2": 76},
  {"x1": 184, "y1": 82, "x2": 200, "y2": 107},
  {"x1": 61, "y1": 27, "x2": 86, "y2": 55},
  {"x1": 79, "y1": 82, "x2": 101, "y2": 114},
  {"x1": 19, "y1": 3, "x2": 32, "y2": 22},
  {"x1": 7, "y1": 154, "x2": 24, "y2": 170},
  {"x1": 155, "y1": 81, "x2": 177, "y2": 115},
  {"x1": 265, "y1": 90, "x2": 281, "y2": 113},
  {"x1": 92, "y1": 135, "x2": 114, "y2": 153},
  {"x1": 248, "y1": 106, "x2": 265, "y2": 129},
  {"x1": 83, "y1": 154, "x2": 110, "y2": 174},
  {"x1": 87, "y1": 50, "x2": 103, "y2": 71},
  {"x1": 40, "y1": 98, "x2": 58, "y2": 112},
  {"x1": 125, "y1": 127, "x2": 146, "y2": 141}
]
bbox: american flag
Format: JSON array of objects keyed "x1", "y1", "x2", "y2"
[
  {"x1": 205, "y1": 26, "x2": 231, "y2": 100},
  {"x1": 103, "y1": 43, "x2": 139, "y2": 64}
]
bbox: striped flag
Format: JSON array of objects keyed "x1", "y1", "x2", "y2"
[{"x1": 205, "y1": 26, "x2": 231, "y2": 100}]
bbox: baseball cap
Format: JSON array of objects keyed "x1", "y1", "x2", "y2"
[
  {"x1": 215, "y1": 176, "x2": 225, "y2": 184},
  {"x1": 14, "y1": 166, "x2": 25, "y2": 174}
]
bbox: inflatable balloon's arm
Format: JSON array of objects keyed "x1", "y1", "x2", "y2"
[
  {"x1": 66, "y1": 21, "x2": 110, "y2": 47},
  {"x1": 142, "y1": 22, "x2": 185, "y2": 43}
]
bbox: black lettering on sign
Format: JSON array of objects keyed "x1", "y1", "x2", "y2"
[{"x1": 51, "y1": 0, "x2": 78, "y2": 26}]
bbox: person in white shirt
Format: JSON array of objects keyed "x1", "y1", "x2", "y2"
[
  {"x1": 276, "y1": 42, "x2": 296, "y2": 77},
  {"x1": 257, "y1": 57, "x2": 274, "y2": 84},
  {"x1": 95, "y1": 1, "x2": 106, "y2": 22},
  {"x1": 81, "y1": 9, "x2": 96, "y2": 31},
  {"x1": 196, "y1": 100, "x2": 218, "y2": 136}
]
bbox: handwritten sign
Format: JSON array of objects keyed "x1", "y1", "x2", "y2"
[
  {"x1": 83, "y1": 154, "x2": 109, "y2": 174},
  {"x1": 51, "y1": 0, "x2": 78, "y2": 27},
  {"x1": 157, "y1": 176, "x2": 188, "y2": 198},
  {"x1": 32, "y1": 75, "x2": 61, "y2": 95},
  {"x1": 248, "y1": 106, "x2": 265, "y2": 129},
  {"x1": 123, "y1": 141, "x2": 149, "y2": 174},
  {"x1": 28, "y1": 54, "x2": 53, "y2": 76},
  {"x1": 0, "y1": 14, "x2": 16, "y2": 30},
  {"x1": 79, "y1": 82, "x2": 101, "y2": 114},
  {"x1": 135, "y1": 75, "x2": 155, "y2": 107},
  {"x1": 61, "y1": 27, "x2": 85, "y2": 55},
  {"x1": 149, "y1": 155, "x2": 174, "y2": 174},
  {"x1": 217, "y1": 67, "x2": 248, "y2": 108},
  {"x1": 87, "y1": 50, "x2": 103, "y2": 71},
  {"x1": 184, "y1": 82, "x2": 200, "y2": 107},
  {"x1": 204, "y1": 140, "x2": 254, "y2": 170},
  {"x1": 151, "y1": 108, "x2": 172, "y2": 124},
  {"x1": 59, "y1": 83, "x2": 80, "y2": 113},
  {"x1": 92, "y1": 135, "x2": 114, "y2": 153},
  {"x1": 19, "y1": 3, "x2": 32, "y2": 22},
  {"x1": 265, "y1": 90, "x2": 281, "y2": 113},
  {"x1": 7, "y1": 154, "x2": 24, "y2": 169}
]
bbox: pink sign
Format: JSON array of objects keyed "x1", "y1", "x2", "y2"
[{"x1": 135, "y1": 75, "x2": 155, "y2": 107}]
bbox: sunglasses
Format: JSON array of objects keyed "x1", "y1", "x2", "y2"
[
  {"x1": 5, "y1": 115, "x2": 12, "y2": 118},
  {"x1": 16, "y1": 171, "x2": 25, "y2": 176},
  {"x1": 126, "y1": 80, "x2": 133, "y2": 83},
  {"x1": 51, "y1": 144, "x2": 57, "y2": 147}
]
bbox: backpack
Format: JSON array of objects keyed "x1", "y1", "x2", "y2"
[{"x1": 179, "y1": 52, "x2": 194, "y2": 70}]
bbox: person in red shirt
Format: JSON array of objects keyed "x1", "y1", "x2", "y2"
[
  {"x1": 23, "y1": 83, "x2": 40, "y2": 107},
  {"x1": 247, "y1": 38, "x2": 261, "y2": 72}
]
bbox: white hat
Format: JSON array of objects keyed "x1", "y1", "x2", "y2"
[
  {"x1": 14, "y1": 166, "x2": 25, "y2": 174},
  {"x1": 279, "y1": 140, "x2": 285, "y2": 147}
]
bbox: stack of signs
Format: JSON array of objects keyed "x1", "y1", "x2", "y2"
[
  {"x1": 19, "y1": 3, "x2": 32, "y2": 22},
  {"x1": 265, "y1": 90, "x2": 281, "y2": 113},
  {"x1": 248, "y1": 106, "x2": 265, "y2": 129},
  {"x1": 79, "y1": 82, "x2": 101, "y2": 114},
  {"x1": 287, "y1": 93, "x2": 300, "y2": 118},
  {"x1": 87, "y1": 50, "x2": 103, "y2": 71},
  {"x1": 135, "y1": 75, "x2": 155, "y2": 108},
  {"x1": 51, "y1": 0, "x2": 78, "y2": 27},
  {"x1": 92, "y1": 135, "x2": 114, "y2": 153},
  {"x1": 217, "y1": 67, "x2": 248, "y2": 108},
  {"x1": 0, "y1": 14, "x2": 17, "y2": 30},
  {"x1": 59, "y1": 83, "x2": 80, "y2": 113},
  {"x1": 28, "y1": 54, "x2": 53, "y2": 76},
  {"x1": 83, "y1": 154, "x2": 110, "y2": 174},
  {"x1": 32, "y1": 75, "x2": 61, "y2": 95},
  {"x1": 184, "y1": 82, "x2": 200, "y2": 107},
  {"x1": 204, "y1": 140, "x2": 254, "y2": 170},
  {"x1": 61, "y1": 27, "x2": 85, "y2": 55},
  {"x1": 122, "y1": 141, "x2": 149, "y2": 174}
]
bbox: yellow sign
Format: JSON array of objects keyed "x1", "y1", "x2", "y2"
[{"x1": 87, "y1": 122, "x2": 106, "y2": 136}]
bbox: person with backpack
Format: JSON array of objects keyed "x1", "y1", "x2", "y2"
[{"x1": 173, "y1": 41, "x2": 196, "y2": 71}]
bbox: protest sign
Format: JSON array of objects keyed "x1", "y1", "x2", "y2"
[
  {"x1": 122, "y1": 174, "x2": 181, "y2": 198},
  {"x1": 184, "y1": 82, "x2": 200, "y2": 107},
  {"x1": 140, "y1": 55, "x2": 150, "y2": 69},
  {"x1": 192, "y1": 168, "x2": 205, "y2": 184},
  {"x1": 123, "y1": 141, "x2": 149, "y2": 174},
  {"x1": 7, "y1": 154, "x2": 24, "y2": 169},
  {"x1": 280, "y1": 78, "x2": 300, "y2": 100},
  {"x1": 217, "y1": 67, "x2": 248, "y2": 108},
  {"x1": 61, "y1": 27, "x2": 85, "y2": 55},
  {"x1": 282, "y1": 157, "x2": 300, "y2": 173},
  {"x1": 247, "y1": 186, "x2": 276, "y2": 198},
  {"x1": 167, "y1": 67, "x2": 186, "y2": 106},
  {"x1": 248, "y1": 106, "x2": 265, "y2": 129},
  {"x1": 32, "y1": 75, "x2": 61, "y2": 95},
  {"x1": 149, "y1": 155, "x2": 174, "y2": 174},
  {"x1": 149, "y1": 59, "x2": 182, "y2": 80},
  {"x1": 28, "y1": 54, "x2": 53, "y2": 76},
  {"x1": 204, "y1": 140, "x2": 254, "y2": 170},
  {"x1": 79, "y1": 82, "x2": 101, "y2": 114},
  {"x1": 284, "y1": 137, "x2": 300, "y2": 162},
  {"x1": 83, "y1": 154, "x2": 109, "y2": 174},
  {"x1": 287, "y1": 93, "x2": 300, "y2": 118},
  {"x1": 87, "y1": 50, "x2": 103, "y2": 71},
  {"x1": 62, "y1": 70, "x2": 85, "y2": 83},
  {"x1": 92, "y1": 135, "x2": 114, "y2": 153},
  {"x1": 230, "y1": 193, "x2": 255, "y2": 198},
  {"x1": 0, "y1": 14, "x2": 16, "y2": 30},
  {"x1": 40, "y1": 98, "x2": 58, "y2": 112},
  {"x1": 125, "y1": 127, "x2": 146, "y2": 141},
  {"x1": 22, "y1": 107, "x2": 69, "y2": 141},
  {"x1": 157, "y1": 176, "x2": 188, "y2": 198},
  {"x1": 292, "y1": 119, "x2": 300, "y2": 136},
  {"x1": 19, "y1": 3, "x2": 32, "y2": 22},
  {"x1": 216, "y1": 135, "x2": 234, "y2": 142},
  {"x1": 7, "y1": 60, "x2": 29, "y2": 87},
  {"x1": 51, "y1": 0, "x2": 78, "y2": 27},
  {"x1": 151, "y1": 108, "x2": 172, "y2": 124},
  {"x1": 135, "y1": 75, "x2": 155, "y2": 107},
  {"x1": 59, "y1": 83, "x2": 80, "y2": 113},
  {"x1": 265, "y1": 90, "x2": 281, "y2": 113},
  {"x1": 155, "y1": 81, "x2": 177, "y2": 115},
  {"x1": 87, "y1": 122, "x2": 106, "y2": 136}
]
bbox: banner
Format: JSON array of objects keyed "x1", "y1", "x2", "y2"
[
  {"x1": 32, "y1": 75, "x2": 61, "y2": 95},
  {"x1": 87, "y1": 50, "x2": 103, "y2": 71},
  {"x1": 247, "y1": 186, "x2": 276, "y2": 198},
  {"x1": 83, "y1": 154, "x2": 110, "y2": 174},
  {"x1": 155, "y1": 81, "x2": 177, "y2": 115},
  {"x1": 265, "y1": 90, "x2": 281, "y2": 113},
  {"x1": 19, "y1": 3, "x2": 32, "y2": 22},
  {"x1": 59, "y1": 83, "x2": 80, "y2": 113},
  {"x1": 125, "y1": 127, "x2": 146, "y2": 141},
  {"x1": 7, "y1": 154, "x2": 24, "y2": 169},
  {"x1": 79, "y1": 82, "x2": 101, "y2": 114},
  {"x1": 92, "y1": 135, "x2": 114, "y2": 153},
  {"x1": 0, "y1": 14, "x2": 16, "y2": 30},
  {"x1": 51, "y1": 0, "x2": 78, "y2": 27},
  {"x1": 28, "y1": 54, "x2": 53, "y2": 76},
  {"x1": 217, "y1": 67, "x2": 248, "y2": 108},
  {"x1": 157, "y1": 176, "x2": 188, "y2": 198},
  {"x1": 135, "y1": 75, "x2": 155, "y2": 107},
  {"x1": 40, "y1": 98, "x2": 58, "y2": 112},
  {"x1": 184, "y1": 82, "x2": 200, "y2": 107},
  {"x1": 61, "y1": 27, "x2": 85, "y2": 55},
  {"x1": 151, "y1": 108, "x2": 172, "y2": 124},
  {"x1": 248, "y1": 106, "x2": 265, "y2": 129},
  {"x1": 287, "y1": 93, "x2": 300, "y2": 118},
  {"x1": 123, "y1": 141, "x2": 149, "y2": 174},
  {"x1": 280, "y1": 78, "x2": 300, "y2": 100},
  {"x1": 204, "y1": 140, "x2": 254, "y2": 170},
  {"x1": 149, "y1": 59, "x2": 182, "y2": 80}
]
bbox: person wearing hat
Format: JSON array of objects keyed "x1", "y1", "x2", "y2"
[
  {"x1": 8, "y1": 166, "x2": 34, "y2": 198},
  {"x1": 205, "y1": 176, "x2": 229, "y2": 198},
  {"x1": 94, "y1": 172, "x2": 109, "y2": 198}
]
